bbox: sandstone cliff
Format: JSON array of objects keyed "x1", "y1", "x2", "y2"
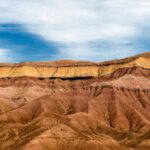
[
  {"x1": 0, "y1": 52, "x2": 149, "y2": 150},
  {"x1": 0, "y1": 52, "x2": 149, "y2": 78}
]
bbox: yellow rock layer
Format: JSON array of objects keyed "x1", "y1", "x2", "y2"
[{"x1": 0, "y1": 57, "x2": 149, "y2": 78}]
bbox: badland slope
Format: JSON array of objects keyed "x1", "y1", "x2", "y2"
[{"x1": 0, "y1": 52, "x2": 150, "y2": 150}]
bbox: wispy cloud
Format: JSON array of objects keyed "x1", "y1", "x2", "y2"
[
  {"x1": 0, "y1": 48, "x2": 14, "y2": 62},
  {"x1": 0, "y1": 24, "x2": 62, "y2": 62},
  {"x1": 0, "y1": 0, "x2": 140, "y2": 42},
  {"x1": 0, "y1": 0, "x2": 150, "y2": 62}
]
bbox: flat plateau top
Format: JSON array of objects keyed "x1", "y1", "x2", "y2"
[
  {"x1": 0, "y1": 52, "x2": 149, "y2": 67},
  {"x1": 0, "y1": 52, "x2": 149, "y2": 78}
]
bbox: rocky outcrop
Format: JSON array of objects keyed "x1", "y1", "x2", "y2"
[
  {"x1": 0, "y1": 52, "x2": 149, "y2": 150},
  {"x1": 0, "y1": 52, "x2": 149, "y2": 78}
]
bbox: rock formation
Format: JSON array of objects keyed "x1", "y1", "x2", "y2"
[{"x1": 0, "y1": 52, "x2": 149, "y2": 150}]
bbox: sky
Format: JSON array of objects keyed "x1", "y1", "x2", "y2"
[{"x1": 0, "y1": 0, "x2": 150, "y2": 62}]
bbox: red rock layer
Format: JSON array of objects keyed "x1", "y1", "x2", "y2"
[{"x1": 0, "y1": 65, "x2": 149, "y2": 150}]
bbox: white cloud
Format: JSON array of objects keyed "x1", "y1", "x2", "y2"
[
  {"x1": 0, "y1": 48, "x2": 14, "y2": 62},
  {"x1": 0, "y1": 0, "x2": 150, "y2": 61},
  {"x1": 58, "y1": 43, "x2": 140, "y2": 62},
  {"x1": 0, "y1": 0, "x2": 146, "y2": 41}
]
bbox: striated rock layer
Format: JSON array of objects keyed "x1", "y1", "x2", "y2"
[
  {"x1": 0, "y1": 52, "x2": 150, "y2": 150},
  {"x1": 0, "y1": 52, "x2": 149, "y2": 78}
]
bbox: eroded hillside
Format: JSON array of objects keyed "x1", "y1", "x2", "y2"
[{"x1": 0, "y1": 52, "x2": 150, "y2": 150}]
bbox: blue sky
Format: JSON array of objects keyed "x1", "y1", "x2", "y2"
[{"x1": 0, "y1": 0, "x2": 150, "y2": 62}]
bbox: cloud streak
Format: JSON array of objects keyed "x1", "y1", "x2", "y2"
[
  {"x1": 0, "y1": 0, "x2": 150, "y2": 62},
  {"x1": 0, "y1": 0, "x2": 139, "y2": 41},
  {"x1": 0, "y1": 48, "x2": 14, "y2": 62}
]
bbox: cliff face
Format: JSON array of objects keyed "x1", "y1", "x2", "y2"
[
  {"x1": 0, "y1": 52, "x2": 150, "y2": 150},
  {"x1": 0, "y1": 52, "x2": 149, "y2": 78}
]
